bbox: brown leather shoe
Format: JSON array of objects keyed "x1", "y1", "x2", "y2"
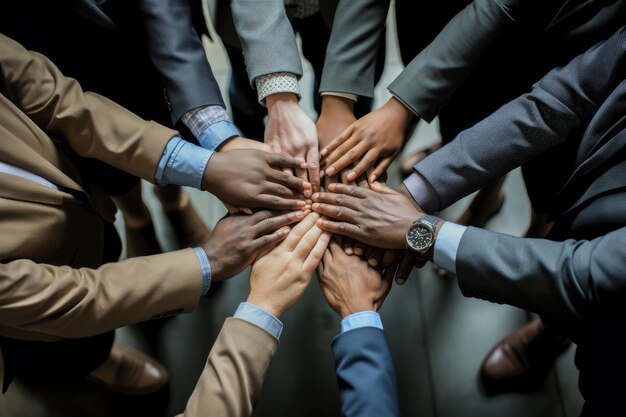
[
  {"x1": 87, "y1": 343, "x2": 169, "y2": 395},
  {"x1": 480, "y1": 318, "x2": 570, "y2": 395}
]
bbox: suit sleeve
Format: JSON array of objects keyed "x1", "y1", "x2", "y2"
[
  {"x1": 230, "y1": 0, "x2": 303, "y2": 86},
  {"x1": 456, "y1": 226, "x2": 626, "y2": 331},
  {"x1": 0, "y1": 33, "x2": 177, "y2": 183},
  {"x1": 332, "y1": 327, "x2": 400, "y2": 417},
  {"x1": 388, "y1": 0, "x2": 535, "y2": 121},
  {"x1": 177, "y1": 318, "x2": 279, "y2": 417},
  {"x1": 137, "y1": 0, "x2": 225, "y2": 124},
  {"x1": 0, "y1": 250, "x2": 202, "y2": 340},
  {"x1": 414, "y1": 27, "x2": 626, "y2": 210},
  {"x1": 319, "y1": 0, "x2": 390, "y2": 99}
]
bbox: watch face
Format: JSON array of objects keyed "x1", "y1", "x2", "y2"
[{"x1": 407, "y1": 222, "x2": 434, "y2": 252}]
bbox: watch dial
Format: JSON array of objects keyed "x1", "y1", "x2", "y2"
[{"x1": 408, "y1": 224, "x2": 433, "y2": 251}]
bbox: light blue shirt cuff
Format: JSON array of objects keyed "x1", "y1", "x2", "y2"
[
  {"x1": 234, "y1": 302, "x2": 283, "y2": 340},
  {"x1": 192, "y1": 247, "x2": 212, "y2": 296},
  {"x1": 433, "y1": 222, "x2": 468, "y2": 275},
  {"x1": 340, "y1": 311, "x2": 383, "y2": 333},
  {"x1": 197, "y1": 121, "x2": 240, "y2": 151},
  {"x1": 155, "y1": 137, "x2": 213, "y2": 189}
]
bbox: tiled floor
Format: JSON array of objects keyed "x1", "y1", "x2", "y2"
[{"x1": 1, "y1": 3, "x2": 583, "y2": 416}]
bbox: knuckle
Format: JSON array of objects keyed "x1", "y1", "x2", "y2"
[
  {"x1": 275, "y1": 185, "x2": 288, "y2": 196},
  {"x1": 280, "y1": 171, "x2": 290, "y2": 182},
  {"x1": 334, "y1": 206, "x2": 342, "y2": 217},
  {"x1": 339, "y1": 223, "x2": 346, "y2": 233},
  {"x1": 335, "y1": 194, "x2": 346, "y2": 205}
]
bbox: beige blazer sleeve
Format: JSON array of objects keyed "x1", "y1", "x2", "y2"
[
  {"x1": 178, "y1": 318, "x2": 279, "y2": 417},
  {"x1": 0, "y1": 250, "x2": 202, "y2": 341},
  {"x1": 0, "y1": 33, "x2": 177, "y2": 183}
]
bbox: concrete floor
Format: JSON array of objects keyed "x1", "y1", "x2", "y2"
[{"x1": 0, "y1": 2, "x2": 583, "y2": 416}]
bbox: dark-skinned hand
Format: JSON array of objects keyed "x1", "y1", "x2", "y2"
[
  {"x1": 311, "y1": 181, "x2": 422, "y2": 249},
  {"x1": 202, "y1": 149, "x2": 312, "y2": 210},
  {"x1": 202, "y1": 209, "x2": 309, "y2": 282}
]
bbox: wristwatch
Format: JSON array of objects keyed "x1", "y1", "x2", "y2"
[{"x1": 405, "y1": 214, "x2": 442, "y2": 260}]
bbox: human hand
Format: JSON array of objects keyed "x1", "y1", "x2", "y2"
[
  {"x1": 248, "y1": 212, "x2": 331, "y2": 318},
  {"x1": 312, "y1": 181, "x2": 422, "y2": 249},
  {"x1": 202, "y1": 149, "x2": 312, "y2": 209},
  {"x1": 218, "y1": 136, "x2": 272, "y2": 153},
  {"x1": 317, "y1": 241, "x2": 393, "y2": 318},
  {"x1": 202, "y1": 209, "x2": 309, "y2": 282},
  {"x1": 265, "y1": 93, "x2": 320, "y2": 193},
  {"x1": 321, "y1": 97, "x2": 414, "y2": 183},
  {"x1": 316, "y1": 95, "x2": 356, "y2": 152}
]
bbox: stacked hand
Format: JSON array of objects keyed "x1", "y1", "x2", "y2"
[
  {"x1": 265, "y1": 93, "x2": 320, "y2": 193},
  {"x1": 320, "y1": 97, "x2": 414, "y2": 184}
]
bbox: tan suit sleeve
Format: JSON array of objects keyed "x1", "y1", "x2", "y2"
[
  {"x1": 178, "y1": 318, "x2": 279, "y2": 417},
  {"x1": 0, "y1": 249, "x2": 202, "y2": 340},
  {"x1": 0, "y1": 33, "x2": 177, "y2": 182}
]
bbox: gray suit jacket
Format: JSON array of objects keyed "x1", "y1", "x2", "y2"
[
  {"x1": 389, "y1": 0, "x2": 626, "y2": 121},
  {"x1": 414, "y1": 27, "x2": 626, "y2": 415}
]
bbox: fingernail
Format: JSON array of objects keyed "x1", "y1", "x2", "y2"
[
  {"x1": 370, "y1": 175, "x2": 376, "y2": 182},
  {"x1": 347, "y1": 172, "x2": 356, "y2": 181},
  {"x1": 397, "y1": 278, "x2": 406, "y2": 286},
  {"x1": 353, "y1": 247, "x2": 363, "y2": 256},
  {"x1": 320, "y1": 149, "x2": 327, "y2": 156},
  {"x1": 304, "y1": 189, "x2": 312, "y2": 198},
  {"x1": 303, "y1": 209, "x2": 311, "y2": 216},
  {"x1": 312, "y1": 192, "x2": 319, "y2": 200},
  {"x1": 296, "y1": 200, "x2": 306, "y2": 207},
  {"x1": 368, "y1": 258, "x2": 378, "y2": 267},
  {"x1": 326, "y1": 167, "x2": 335, "y2": 176},
  {"x1": 328, "y1": 183, "x2": 336, "y2": 191},
  {"x1": 295, "y1": 211, "x2": 306, "y2": 218},
  {"x1": 316, "y1": 218, "x2": 324, "y2": 226},
  {"x1": 312, "y1": 203, "x2": 320, "y2": 210}
]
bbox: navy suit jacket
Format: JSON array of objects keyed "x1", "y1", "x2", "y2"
[{"x1": 332, "y1": 327, "x2": 401, "y2": 417}]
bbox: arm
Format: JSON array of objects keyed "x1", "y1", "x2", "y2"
[
  {"x1": 137, "y1": 0, "x2": 225, "y2": 125},
  {"x1": 455, "y1": 226, "x2": 626, "y2": 331},
  {"x1": 411, "y1": 26, "x2": 626, "y2": 210},
  {"x1": 318, "y1": 242, "x2": 400, "y2": 417},
  {"x1": 179, "y1": 213, "x2": 331, "y2": 417},
  {"x1": 388, "y1": 0, "x2": 530, "y2": 122}
]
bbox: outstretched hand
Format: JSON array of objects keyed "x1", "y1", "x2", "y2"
[{"x1": 248, "y1": 213, "x2": 331, "y2": 318}]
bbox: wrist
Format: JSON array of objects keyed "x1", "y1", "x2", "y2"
[
  {"x1": 266, "y1": 93, "x2": 299, "y2": 115},
  {"x1": 321, "y1": 95, "x2": 354, "y2": 114},
  {"x1": 215, "y1": 136, "x2": 242, "y2": 152},
  {"x1": 246, "y1": 295, "x2": 284, "y2": 319},
  {"x1": 385, "y1": 96, "x2": 414, "y2": 128},
  {"x1": 340, "y1": 304, "x2": 376, "y2": 319}
]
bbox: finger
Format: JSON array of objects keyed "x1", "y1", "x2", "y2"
[
  {"x1": 325, "y1": 140, "x2": 368, "y2": 177},
  {"x1": 369, "y1": 155, "x2": 395, "y2": 184},
  {"x1": 293, "y1": 224, "x2": 324, "y2": 258},
  {"x1": 251, "y1": 225, "x2": 291, "y2": 253},
  {"x1": 380, "y1": 249, "x2": 401, "y2": 269},
  {"x1": 240, "y1": 207, "x2": 253, "y2": 215},
  {"x1": 306, "y1": 146, "x2": 321, "y2": 194},
  {"x1": 302, "y1": 231, "x2": 332, "y2": 276},
  {"x1": 253, "y1": 209, "x2": 309, "y2": 237},
  {"x1": 356, "y1": 174, "x2": 370, "y2": 189},
  {"x1": 311, "y1": 191, "x2": 360, "y2": 210},
  {"x1": 353, "y1": 240, "x2": 367, "y2": 257},
  {"x1": 347, "y1": 148, "x2": 380, "y2": 182},
  {"x1": 395, "y1": 253, "x2": 415, "y2": 286},
  {"x1": 311, "y1": 202, "x2": 358, "y2": 222},
  {"x1": 258, "y1": 194, "x2": 307, "y2": 211},
  {"x1": 316, "y1": 218, "x2": 362, "y2": 241},
  {"x1": 323, "y1": 136, "x2": 359, "y2": 173},
  {"x1": 283, "y1": 212, "x2": 321, "y2": 251},
  {"x1": 224, "y1": 203, "x2": 239, "y2": 214},
  {"x1": 340, "y1": 166, "x2": 357, "y2": 186},
  {"x1": 268, "y1": 153, "x2": 308, "y2": 171},
  {"x1": 343, "y1": 236, "x2": 355, "y2": 255},
  {"x1": 326, "y1": 182, "x2": 368, "y2": 199},
  {"x1": 367, "y1": 247, "x2": 384, "y2": 268},
  {"x1": 268, "y1": 169, "x2": 311, "y2": 196},
  {"x1": 320, "y1": 126, "x2": 354, "y2": 158}
]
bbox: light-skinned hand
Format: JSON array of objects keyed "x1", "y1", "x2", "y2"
[
  {"x1": 248, "y1": 212, "x2": 331, "y2": 318},
  {"x1": 265, "y1": 93, "x2": 320, "y2": 193}
]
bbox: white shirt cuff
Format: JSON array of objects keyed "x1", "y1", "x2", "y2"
[
  {"x1": 255, "y1": 72, "x2": 301, "y2": 106},
  {"x1": 433, "y1": 222, "x2": 467, "y2": 275},
  {"x1": 320, "y1": 91, "x2": 358, "y2": 102}
]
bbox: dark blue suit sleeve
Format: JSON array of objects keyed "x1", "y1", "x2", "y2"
[
  {"x1": 332, "y1": 327, "x2": 400, "y2": 417},
  {"x1": 138, "y1": 0, "x2": 225, "y2": 125}
]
